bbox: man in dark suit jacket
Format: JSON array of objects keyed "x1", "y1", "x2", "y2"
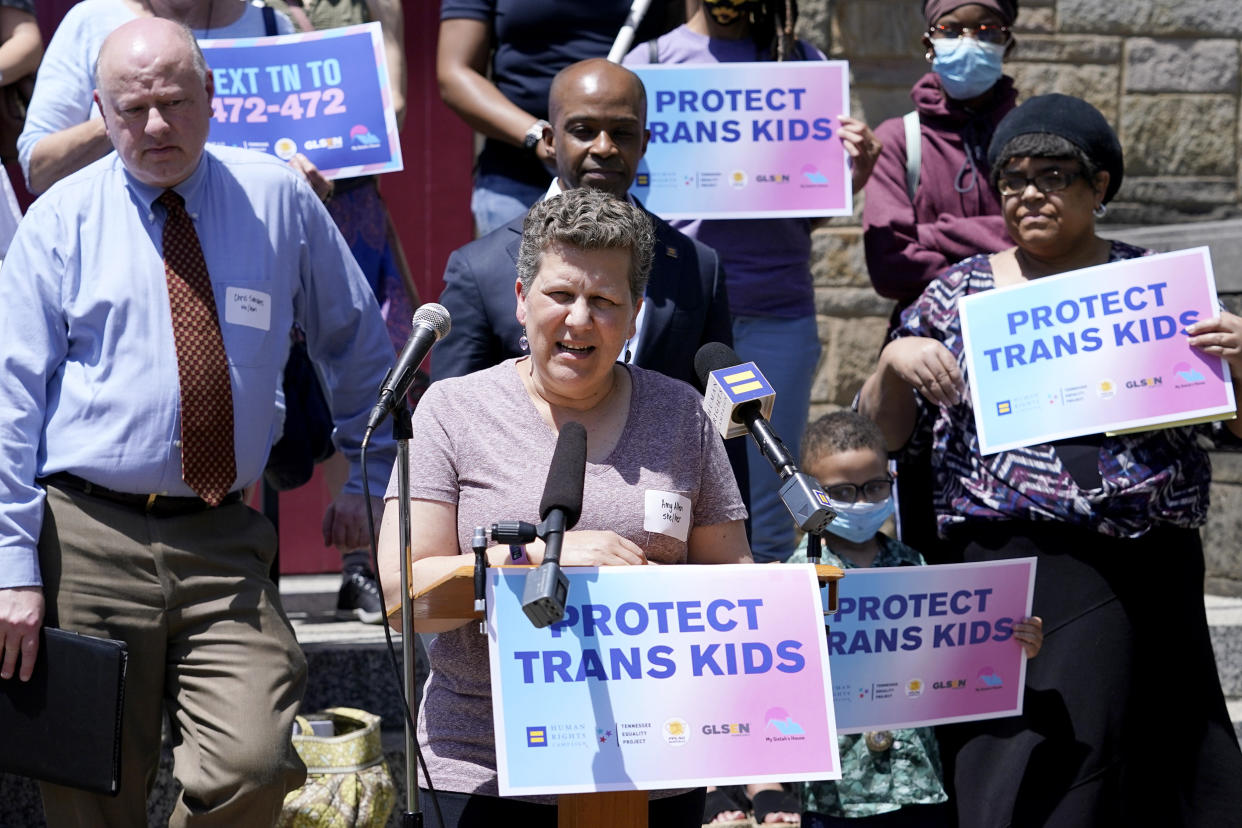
[{"x1": 434, "y1": 58, "x2": 731, "y2": 391}]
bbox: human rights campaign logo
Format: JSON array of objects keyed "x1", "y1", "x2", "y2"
[
  {"x1": 996, "y1": 400, "x2": 1012, "y2": 416},
  {"x1": 526, "y1": 726, "x2": 547, "y2": 747},
  {"x1": 710, "y1": 363, "x2": 774, "y2": 405}
]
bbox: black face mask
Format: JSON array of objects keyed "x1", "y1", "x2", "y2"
[{"x1": 703, "y1": 0, "x2": 757, "y2": 27}]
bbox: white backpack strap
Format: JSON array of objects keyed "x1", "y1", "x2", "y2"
[{"x1": 902, "y1": 110, "x2": 921, "y2": 203}]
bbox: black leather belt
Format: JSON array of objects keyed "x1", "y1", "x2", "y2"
[{"x1": 41, "y1": 472, "x2": 243, "y2": 516}]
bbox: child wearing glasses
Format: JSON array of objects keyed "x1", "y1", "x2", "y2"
[{"x1": 789, "y1": 410, "x2": 1042, "y2": 827}]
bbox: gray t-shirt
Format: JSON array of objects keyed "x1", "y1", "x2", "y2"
[{"x1": 390, "y1": 358, "x2": 746, "y2": 797}]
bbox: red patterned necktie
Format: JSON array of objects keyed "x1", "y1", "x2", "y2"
[{"x1": 158, "y1": 190, "x2": 236, "y2": 505}]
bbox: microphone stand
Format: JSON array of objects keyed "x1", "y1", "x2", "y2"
[{"x1": 392, "y1": 399, "x2": 423, "y2": 827}]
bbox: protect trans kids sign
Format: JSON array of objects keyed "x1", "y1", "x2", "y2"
[
  {"x1": 628, "y1": 62, "x2": 852, "y2": 219},
  {"x1": 200, "y1": 22, "x2": 402, "y2": 179},
  {"x1": 959, "y1": 247, "x2": 1234, "y2": 455},
  {"x1": 488, "y1": 565, "x2": 839, "y2": 796},
  {"x1": 823, "y1": 559, "x2": 1036, "y2": 733}
]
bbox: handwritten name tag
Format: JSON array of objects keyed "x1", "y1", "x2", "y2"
[
  {"x1": 644, "y1": 490, "x2": 691, "y2": 542},
  {"x1": 225, "y1": 286, "x2": 272, "y2": 331}
]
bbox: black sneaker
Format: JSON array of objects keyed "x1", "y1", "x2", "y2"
[{"x1": 336, "y1": 564, "x2": 384, "y2": 624}]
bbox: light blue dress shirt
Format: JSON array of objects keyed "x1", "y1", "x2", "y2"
[{"x1": 0, "y1": 146, "x2": 397, "y2": 588}]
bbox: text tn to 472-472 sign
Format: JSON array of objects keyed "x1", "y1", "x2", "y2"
[{"x1": 200, "y1": 22, "x2": 401, "y2": 180}]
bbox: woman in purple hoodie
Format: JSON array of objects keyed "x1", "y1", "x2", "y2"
[{"x1": 862, "y1": 0, "x2": 1020, "y2": 322}]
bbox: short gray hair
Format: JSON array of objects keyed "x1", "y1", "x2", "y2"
[{"x1": 516, "y1": 189, "x2": 654, "y2": 302}]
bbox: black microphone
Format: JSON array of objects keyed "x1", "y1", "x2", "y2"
[
  {"x1": 522, "y1": 421, "x2": 587, "y2": 627},
  {"x1": 366, "y1": 303, "x2": 452, "y2": 433},
  {"x1": 694, "y1": 343, "x2": 835, "y2": 538}
]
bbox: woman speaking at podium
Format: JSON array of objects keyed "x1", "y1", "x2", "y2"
[
  {"x1": 859, "y1": 95, "x2": 1242, "y2": 827},
  {"x1": 378, "y1": 187, "x2": 750, "y2": 826}
]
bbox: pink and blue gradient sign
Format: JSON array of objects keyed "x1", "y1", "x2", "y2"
[
  {"x1": 488, "y1": 565, "x2": 840, "y2": 796},
  {"x1": 200, "y1": 22, "x2": 402, "y2": 180},
  {"x1": 822, "y1": 560, "x2": 1036, "y2": 733},
  {"x1": 959, "y1": 247, "x2": 1235, "y2": 455},
  {"x1": 627, "y1": 62, "x2": 852, "y2": 219}
]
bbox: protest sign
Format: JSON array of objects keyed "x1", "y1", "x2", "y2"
[
  {"x1": 627, "y1": 62, "x2": 851, "y2": 219},
  {"x1": 959, "y1": 247, "x2": 1235, "y2": 455},
  {"x1": 200, "y1": 22, "x2": 401, "y2": 179},
  {"x1": 823, "y1": 559, "x2": 1036, "y2": 734},
  {"x1": 488, "y1": 565, "x2": 839, "y2": 796}
]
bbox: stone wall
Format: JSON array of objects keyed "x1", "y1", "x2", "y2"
[{"x1": 797, "y1": 0, "x2": 1242, "y2": 592}]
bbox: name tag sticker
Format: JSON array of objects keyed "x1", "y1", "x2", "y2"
[
  {"x1": 644, "y1": 490, "x2": 691, "y2": 542},
  {"x1": 225, "y1": 287, "x2": 272, "y2": 331}
]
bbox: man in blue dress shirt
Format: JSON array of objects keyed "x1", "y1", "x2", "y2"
[{"x1": 0, "y1": 18, "x2": 396, "y2": 826}]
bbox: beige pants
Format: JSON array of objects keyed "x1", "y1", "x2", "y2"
[{"x1": 37, "y1": 483, "x2": 307, "y2": 827}]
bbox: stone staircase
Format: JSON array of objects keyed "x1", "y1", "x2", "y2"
[{"x1": 3, "y1": 578, "x2": 1240, "y2": 827}]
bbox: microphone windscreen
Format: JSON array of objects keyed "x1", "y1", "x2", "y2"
[
  {"x1": 411, "y1": 302, "x2": 452, "y2": 340},
  {"x1": 540, "y1": 421, "x2": 587, "y2": 528},
  {"x1": 694, "y1": 341, "x2": 743, "y2": 390}
]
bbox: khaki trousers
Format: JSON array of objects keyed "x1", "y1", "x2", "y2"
[{"x1": 37, "y1": 483, "x2": 307, "y2": 827}]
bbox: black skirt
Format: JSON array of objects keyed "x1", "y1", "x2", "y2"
[{"x1": 936, "y1": 521, "x2": 1242, "y2": 828}]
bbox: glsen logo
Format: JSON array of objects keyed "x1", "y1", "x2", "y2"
[
  {"x1": 350, "y1": 124, "x2": 381, "y2": 148},
  {"x1": 663, "y1": 718, "x2": 690, "y2": 746},
  {"x1": 526, "y1": 726, "x2": 547, "y2": 747},
  {"x1": 304, "y1": 136, "x2": 343, "y2": 150},
  {"x1": 756, "y1": 173, "x2": 790, "y2": 183},
  {"x1": 1098, "y1": 379, "x2": 1116, "y2": 399},
  {"x1": 702, "y1": 722, "x2": 751, "y2": 736},
  {"x1": 1124, "y1": 376, "x2": 1162, "y2": 389},
  {"x1": 273, "y1": 137, "x2": 298, "y2": 160},
  {"x1": 996, "y1": 400, "x2": 1012, "y2": 416},
  {"x1": 1174, "y1": 361, "x2": 1205, "y2": 383},
  {"x1": 729, "y1": 170, "x2": 747, "y2": 188},
  {"x1": 933, "y1": 679, "x2": 967, "y2": 690},
  {"x1": 977, "y1": 666, "x2": 1004, "y2": 690},
  {"x1": 905, "y1": 678, "x2": 924, "y2": 698}
]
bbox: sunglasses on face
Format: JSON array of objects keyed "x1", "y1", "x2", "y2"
[
  {"x1": 997, "y1": 168, "x2": 1082, "y2": 197},
  {"x1": 820, "y1": 477, "x2": 894, "y2": 504},
  {"x1": 927, "y1": 22, "x2": 1012, "y2": 45}
]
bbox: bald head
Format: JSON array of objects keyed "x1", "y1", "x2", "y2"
[
  {"x1": 549, "y1": 59, "x2": 647, "y2": 126},
  {"x1": 545, "y1": 59, "x2": 649, "y2": 199},
  {"x1": 97, "y1": 17, "x2": 208, "y2": 89},
  {"x1": 94, "y1": 17, "x2": 215, "y2": 189}
]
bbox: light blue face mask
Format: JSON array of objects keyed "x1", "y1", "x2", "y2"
[
  {"x1": 932, "y1": 38, "x2": 1006, "y2": 101},
  {"x1": 824, "y1": 496, "x2": 895, "y2": 544}
]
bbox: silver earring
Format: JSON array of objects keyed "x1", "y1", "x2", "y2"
[
  {"x1": 518, "y1": 329, "x2": 529, "y2": 352},
  {"x1": 1093, "y1": 203, "x2": 1107, "y2": 218}
]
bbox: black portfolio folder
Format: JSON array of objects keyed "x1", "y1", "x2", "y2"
[{"x1": 0, "y1": 627, "x2": 127, "y2": 795}]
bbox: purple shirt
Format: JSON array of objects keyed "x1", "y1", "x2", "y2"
[
  {"x1": 389, "y1": 359, "x2": 746, "y2": 797},
  {"x1": 624, "y1": 25, "x2": 825, "y2": 319}
]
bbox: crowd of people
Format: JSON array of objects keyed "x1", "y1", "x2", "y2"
[{"x1": 0, "y1": 1, "x2": 1240, "y2": 827}]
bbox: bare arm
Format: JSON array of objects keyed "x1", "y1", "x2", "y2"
[
  {"x1": 365, "y1": 0, "x2": 406, "y2": 129},
  {"x1": 686, "y1": 520, "x2": 752, "y2": 565},
  {"x1": 859, "y1": 336, "x2": 963, "y2": 451},
  {"x1": 436, "y1": 18, "x2": 553, "y2": 167},
  {"x1": 1187, "y1": 312, "x2": 1242, "y2": 439},
  {"x1": 0, "y1": 7, "x2": 41, "y2": 84},
  {"x1": 27, "y1": 118, "x2": 112, "y2": 195}
]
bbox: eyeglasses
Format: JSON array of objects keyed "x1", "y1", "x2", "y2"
[
  {"x1": 821, "y1": 477, "x2": 894, "y2": 505},
  {"x1": 997, "y1": 168, "x2": 1082, "y2": 197},
  {"x1": 927, "y1": 22, "x2": 1012, "y2": 45}
]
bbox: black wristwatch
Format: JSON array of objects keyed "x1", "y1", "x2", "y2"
[{"x1": 523, "y1": 119, "x2": 551, "y2": 151}]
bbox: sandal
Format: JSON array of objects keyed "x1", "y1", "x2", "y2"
[
  {"x1": 750, "y1": 788, "x2": 801, "y2": 825},
  {"x1": 702, "y1": 788, "x2": 753, "y2": 827}
]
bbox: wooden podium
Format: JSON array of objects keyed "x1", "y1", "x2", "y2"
[{"x1": 412, "y1": 563, "x2": 844, "y2": 828}]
